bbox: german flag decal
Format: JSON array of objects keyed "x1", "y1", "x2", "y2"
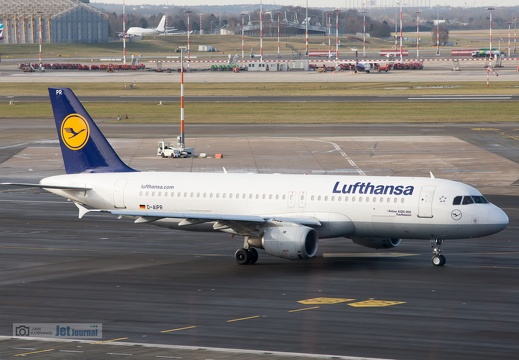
[{"x1": 140, "y1": 204, "x2": 146, "y2": 209}]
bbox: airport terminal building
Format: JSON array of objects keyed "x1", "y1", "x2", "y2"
[{"x1": 0, "y1": 0, "x2": 108, "y2": 44}]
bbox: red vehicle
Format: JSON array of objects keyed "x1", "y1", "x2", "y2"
[{"x1": 377, "y1": 63, "x2": 391, "y2": 72}]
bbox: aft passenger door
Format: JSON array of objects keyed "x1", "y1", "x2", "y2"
[{"x1": 113, "y1": 178, "x2": 128, "y2": 209}]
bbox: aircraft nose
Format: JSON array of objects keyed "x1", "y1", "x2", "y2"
[{"x1": 488, "y1": 205, "x2": 509, "y2": 232}]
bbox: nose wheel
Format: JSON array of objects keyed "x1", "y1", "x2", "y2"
[{"x1": 431, "y1": 239, "x2": 446, "y2": 266}]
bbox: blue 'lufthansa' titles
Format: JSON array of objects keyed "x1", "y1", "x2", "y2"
[{"x1": 332, "y1": 181, "x2": 414, "y2": 196}]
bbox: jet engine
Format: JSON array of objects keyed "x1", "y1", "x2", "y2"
[
  {"x1": 261, "y1": 226, "x2": 318, "y2": 260},
  {"x1": 351, "y1": 237, "x2": 401, "y2": 249}
]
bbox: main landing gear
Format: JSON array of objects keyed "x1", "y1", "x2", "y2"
[
  {"x1": 431, "y1": 239, "x2": 446, "y2": 266},
  {"x1": 235, "y1": 247, "x2": 259, "y2": 265}
]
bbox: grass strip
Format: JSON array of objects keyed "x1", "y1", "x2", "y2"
[
  {"x1": 1, "y1": 101, "x2": 517, "y2": 123},
  {"x1": 0, "y1": 81, "x2": 518, "y2": 97}
]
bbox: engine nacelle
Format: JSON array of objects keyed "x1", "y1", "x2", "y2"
[
  {"x1": 351, "y1": 237, "x2": 401, "y2": 249},
  {"x1": 262, "y1": 226, "x2": 318, "y2": 260}
]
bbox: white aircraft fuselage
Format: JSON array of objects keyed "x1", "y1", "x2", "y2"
[
  {"x1": 5, "y1": 88, "x2": 508, "y2": 267},
  {"x1": 125, "y1": 15, "x2": 166, "y2": 37},
  {"x1": 41, "y1": 172, "x2": 507, "y2": 242}
]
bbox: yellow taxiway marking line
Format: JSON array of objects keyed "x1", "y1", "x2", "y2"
[
  {"x1": 15, "y1": 348, "x2": 55, "y2": 357},
  {"x1": 227, "y1": 315, "x2": 261, "y2": 323},
  {"x1": 161, "y1": 325, "x2": 197, "y2": 333},
  {"x1": 288, "y1": 306, "x2": 320, "y2": 313},
  {"x1": 90, "y1": 337, "x2": 128, "y2": 344},
  {"x1": 348, "y1": 300, "x2": 406, "y2": 308},
  {"x1": 298, "y1": 297, "x2": 355, "y2": 305}
]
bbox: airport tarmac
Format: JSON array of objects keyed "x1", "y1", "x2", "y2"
[{"x1": 0, "y1": 120, "x2": 518, "y2": 359}]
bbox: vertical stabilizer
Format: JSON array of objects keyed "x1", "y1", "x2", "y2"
[
  {"x1": 48, "y1": 88, "x2": 136, "y2": 174},
  {"x1": 156, "y1": 15, "x2": 166, "y2": 32}
]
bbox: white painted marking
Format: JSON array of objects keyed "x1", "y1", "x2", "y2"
[
  {"x1": 323, "y1": 253, "x2": 418, "y2": 258},
  {"x1": 0, "y1": 336, "x2": 396, "y2": 360},
  {"x1": 408, "y1": 97, "x2": 511, "y2": 100},
  {"x1": 106, "y1": 352, "x2": 133, "y2": 356},
  {"x1": 305, "y1": 139, "x2": 366, "y2": 176}
]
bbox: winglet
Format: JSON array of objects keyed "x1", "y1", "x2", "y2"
[
  {"x1": 430, "y1": 172, "x2": 435, "y2": 179},
  {"x1": 49, "y1": 88, "x2": 136, "y2": 174}
]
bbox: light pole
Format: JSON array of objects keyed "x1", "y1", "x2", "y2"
[
  {"x1": 122, "y1": 0, "x2": 126, "y2": 64},
  {"x1": 394, "y1": 3, "x2": 398, "y2": 51},
  {"x1": 241, "y1": 13, "x2": 245, "y2": 59},
  {"x1": 179, "y1": 47, "x2": 186, "y2": 151},
  {"x1": 488, "y1": 7, "x2": 494, "y2": 62},
  {"x1": 277, "y1": 12, "x2": 281, "y2": 58},
  {"x1": 514, "y1": 17, "x2": 517, "y2": 54},
  {"x1": 361, "y1": 8, "x2": 367, "y2": 58},
  {"x1": 184, "y1": 10, "x2": 192, "y2": 66},
  {"x1": 259, "y1": 0, "x2": 263, "y2": 61},
  {"x1": 37, "y1": 11, "x2": 43, "y2": 68},
  {"x1": 305, "y1": 0, "x2": 308, "y2": 56},
  {"x1": 335, "y1": 8, "x2": 340, "y2": 60},
  {"x1": 507, "y1": 21, "x2": 512, "y2": 57},
  {"x1": 399, "y1": 1, "x2": 403, "y2": 62},
  {"x1": 327, "y1": 12, "x2": 331, "y2": 59},
  {"x1": 416, "y1": 9, "x2": 421, "y2": 59},
  {"x1": 436, "y1": 6, "x2": 440, "y2": 56}
]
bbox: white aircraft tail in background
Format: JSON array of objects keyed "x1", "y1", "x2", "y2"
[{"x1": 2, "y1": 88, "x2": 509, "y2": 267}]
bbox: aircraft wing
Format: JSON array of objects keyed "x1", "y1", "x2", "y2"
[{"x1": 75, "y1": 204, "x2": 322, "y2": 232}]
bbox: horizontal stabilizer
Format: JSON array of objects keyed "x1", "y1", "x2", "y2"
[
  {"x1": 2, "y1": 182, "x2": 92, "y2": 191},
  {"x1": 74, "y1": 203, "x2": 101, "y2": 219}
]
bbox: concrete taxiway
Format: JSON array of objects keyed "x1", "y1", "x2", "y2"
[{"x1": 0, "y1": 121, "x2": 518, "y2": 360}]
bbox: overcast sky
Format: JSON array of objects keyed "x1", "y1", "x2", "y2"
[{"x1": 92, "y1": 1, "x2": 509, "y2": 9}]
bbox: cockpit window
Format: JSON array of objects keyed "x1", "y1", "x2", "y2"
[
  {"x1": 462, "y1": 196, "x2": 474, "y2": 205},
  {"x1": 453, "y1": 195, "x2": 489, "y2": 205},
  {"x1": 472, "y1": 196, "x2": 488, "y2": 204}
]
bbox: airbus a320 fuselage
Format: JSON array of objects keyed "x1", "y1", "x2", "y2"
[{"x1": 4, "y1": 88, "x2": 509, "y2": 267}]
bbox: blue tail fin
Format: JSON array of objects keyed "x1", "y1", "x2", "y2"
[{"x1": 49, "y1": 88, "x2": 136, "y2": 174}]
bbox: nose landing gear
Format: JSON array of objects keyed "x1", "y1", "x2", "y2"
[{"x1": 431, "y1": 239, "x2": 446, "y2": 266}]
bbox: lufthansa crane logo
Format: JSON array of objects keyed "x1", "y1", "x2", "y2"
[{"x1": 60, "y1": 114, "x2": 90, "y2": 150}]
